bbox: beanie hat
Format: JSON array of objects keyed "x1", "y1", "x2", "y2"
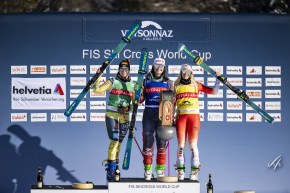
[
  {"x1": 119, "y1": 59, "x2": 130, "y2": 70},
  {"x1": 180, "y1": 64, "x2": 193, "y2": 73},
  {"x1": 153, "y1": 58, "x2": 165, "y2": 66}
]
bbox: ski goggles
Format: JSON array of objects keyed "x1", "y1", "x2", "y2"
[
  {"x1": 119, "y1": 67, "x2": 129, "y2": 72},
  {"x1": 153, "y1": 64, "x2": 165, "y2": 71},
  {"x1": 181, "y1": 68, "x2": 192, "y2": 75}
]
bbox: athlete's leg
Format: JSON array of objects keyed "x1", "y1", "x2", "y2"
[
  {"x1": 142, "y1": 108, "x2": 157, "y2": 180},
  {"x1": 175, "y1": 114, "x2": 188, "y2": 180},
  {"x1": 187, "y1": 114, "x2": 201, "y2": 180}
]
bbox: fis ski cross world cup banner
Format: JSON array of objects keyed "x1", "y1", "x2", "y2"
[{"x1": 11, "y1": 78, "x2": 66, "y2": 109}]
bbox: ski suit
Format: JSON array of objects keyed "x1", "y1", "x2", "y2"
[
  {"x1": 142, "y1": 75, "x2": 172, "y2": 166},
  {"x1": 175, "y1": 80, "x2": 220, "y2": 168}
]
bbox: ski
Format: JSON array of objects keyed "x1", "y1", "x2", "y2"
[
  {"x1": 122, "y1": 48, "x2": 149, "y2": 170},
  {"x1": 64, "y1": 20, "x2": 142, "y2": 117},
  {"x1": 178, "y1": 43, "x2": 274, "y2": 124}
]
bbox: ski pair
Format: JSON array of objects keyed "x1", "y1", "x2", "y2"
[
  {"x1": 178, "y1": 43, "x2": 274, "y2": 124},
  {"x1": 122, "y1": 48, "x2": 149, "y2": 170},
  {"x1": 64, "y1": 20, "x2": 142, "y2": 117}
]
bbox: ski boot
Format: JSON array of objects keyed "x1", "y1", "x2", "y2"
[
  {"x1": 175, "y1": 164, "x2": 185, "y2": 181},
  {"x1": 189, "y1": 165, "x2": 200, "y2": 181},
  {"x1": 144, "y1": 164, "x2": 153, "y2": 181},
  {"x1": 104, "y1": 160, "x2": 117, "y2": 181},
  {"x1": 155, "y1": 164, "x2": 166, "y2": 178}
]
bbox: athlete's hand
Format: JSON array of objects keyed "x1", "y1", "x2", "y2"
[{"x1": 215, "y1": 71, "x2": 221, "y2": 77}]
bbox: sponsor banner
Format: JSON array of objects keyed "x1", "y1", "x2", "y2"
[
  {"x1": 30, "y1": 65, "x2": 47, "y2": 74},
  {"x1": 200, "y1": 113, "x2": 204, "y2": 122},
  {"x1": 12, "y1": 78, "x2": 66, "y2": 109},
  {"x1": 246, "y1": 101, "x2": 262, "y2": 110},
  {"x1": 207, "y1": 89, "x2": 223, "y2": 98},
  {"x1": 246, "y1": 113, "x2": 262, "y2": 122},
  {"x1": 227, "y1": 101, "x2": 243, "y2": 110},
  {"x1": 226, "y1": 113, "x2": 243, "y2": 122},
  {"x1": 265, "y1": 66, "x2": 281, "y2": 75},
  {"x1": 195, "y1": 77, "x2": 204, "y2": 84},
  {"x1": 70, "y1": 101, "x2": 86, "y2": 110},
  {"x1": 131, "y1": 76, "x2": 138, "y2": 81},
  {"x1": 207, "y1": 101, "x2": 224, "y2": 110},
  {"x1": 51, "y1": 113, "x2": 67, "y2": 122},
  {"x1": 90, "y1": 101, "x2": 107, "y2": 110},
  {"x1": 70, "y1": 89, "x2": 86, "y2": 98},
  {"x1": 246, "y1": 66, "x2": 262, "y2": 75},
  {"x1": 136, "y1": 112, "x2": 143, "y2": 121},
  {"x1": 90, "y1": 89, "x2": 106, "y2": 98},
  {"x1": 11, "y1": 66, "x2": 27, "y2": 75},
  {"x1": 265, "y1": 78, "x2": 281, "y2": 87},
  {"x1": 226, "y1": 66, "x2": 243, "y2": 75},
  {"x1": 246, "y1": 78, "x2": 262, "y2": 87},
  {"x1": 11, "y1": 113, "x2": 27, "y2": 122},
  {"x1": 168, "y1": 65, "x2": 181, "y2": 74},
  {"x1": 246, "y1": 90, "x2": 262, "y2": 98},
  {"x1": 191, "y1": 66, "x2": 204, "y2": 74},
  {"x1": 199, "y1": 101, "x2": 204, "y2": 109},
  {"x1": 207, "y1": 77, "x2": 216, "y2": 86},
  {"x1": 110, "y1": 65, "x2": 119, "y2": 74},
  {"x1": 227, "y1": 77, "x2": 243, "y2": 86},
  {"x1": 265, "y1": 101, "x2": 281, "y2": 110},
  {"x1": 269, "y1": 113, "x2": 281, "y2": 122},
  {"x1": 31, "y1": 113, "x2": 47, "y2": 122},
  {"x1": 90, "y1": 112, "x2": 105, "y2": 121},
  {"x1": 70, "y1": 113, "x2": 87, "y2": 122},
  {"x1": 90, "y1": 65, "x2": 106, "y2": 74},
  {"x1": 209, "y1": 66, "x2": 223, "y2": 75},
  {"x1": 70, "y1": 77, "x2": 87, "y2": 86},
  {"x1": 130, "y1": 65, "x2": 139, "y2": 74},
  {"x1": 265, "y1": 90, "x2": 281, "y2": 98},
  {"x1": 226, "y1": 90, "x2": 237, "y2": 98},
  {"x1": 207, "y1": 112, "x2": 223, "y2": 121},
  {"x1": 70, "y1": 65, "x2": 86, "y2": 74},
  {"x1": 50, "y1": 65, "x2": 67, "y2": 74},
  {"x1": 84, "y1": 19, "x2": 210, "y2": 43}
]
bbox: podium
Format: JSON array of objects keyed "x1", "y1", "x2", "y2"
[
  {"x1": 110, "y1": 178, "x2": 200, "y2": 193},
  {"x1": 31, "y1": 178, "x2": 200, "y2": 193}
]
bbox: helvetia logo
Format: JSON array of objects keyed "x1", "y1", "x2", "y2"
[
  {"x1": 54, "y1": 84, "x2": 64, "y2": 95},
  {"x1": 121, "y1": 20, "x2": 174, "y2": 41}
]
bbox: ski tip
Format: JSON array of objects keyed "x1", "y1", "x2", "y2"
[
  {"x1": 122, "y1": 166, "x2": 129, "y2": 170},
  {"x1": 178, "y1": 43, "x2": 185, "y2": 52},
  {"x1": 64, "y1": 111, "x2": 71, "y2": 118},
  {"x1": 141, "y1": 47, "x2": 149, "y2": 52},
  {"x1": 267, "y1": 118, "x2": 275, "y2": 124},
  {"x1": 135, "y1": 20, "x2": 142, "y2": 25}
]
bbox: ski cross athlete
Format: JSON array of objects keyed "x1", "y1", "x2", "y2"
[
  {"x1": 174, "y1": 64, "x2": 220, "y2": 181},
  {"x1": 140, "y1": 58, "x2": 174, "y2": 180},
  {"x1": 93, "y1": 59, "x2": 136, "y2": 181}
]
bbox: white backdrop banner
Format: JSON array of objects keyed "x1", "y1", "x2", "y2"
[{"x1": 11, "y1": 77, "x2": 66, "y2": 109}]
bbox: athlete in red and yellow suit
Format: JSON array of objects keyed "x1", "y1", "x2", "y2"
[{"x1": 174, "y1": 66, "x2": 220, "y2": 180}]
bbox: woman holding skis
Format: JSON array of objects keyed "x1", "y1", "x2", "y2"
[
  {"x1": 93, "y1": 59, "x2": 136, "y2": 181},
  {"x1": 174, "y1": 64, "x2": 220, "y2": 181}
]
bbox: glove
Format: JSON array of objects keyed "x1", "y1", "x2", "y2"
[{"x1": 117, "y1": 105, "x2": 130, "y2": 114}]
